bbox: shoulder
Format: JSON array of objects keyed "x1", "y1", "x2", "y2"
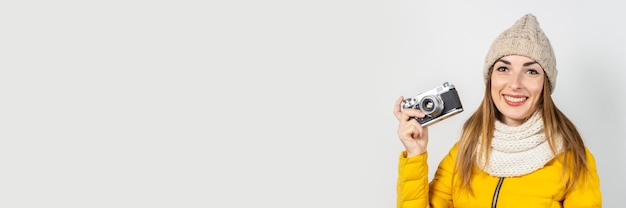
[
  {"x1": 561, "y1": 147, "x2": 598, "y2": 165},
  {"x1": 557, "y1": 146, "x2": 600, "y2": 178},
  {"x1": 449, "y1": 142, "x2": 460, "y2": 156},
  {"x1": 583, "y1": 147, "x2": 598, "y2": 169},
  {"x1": 439, "y1": 142, "x2": 460, "y2": 164}
]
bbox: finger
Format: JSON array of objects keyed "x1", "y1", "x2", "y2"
[
  {"x1": 398, "y1": 122, "x2": 419, "y2": 140},
  {"x1": 408, "y1": 120, "x2": 424, "y2": 139},
  {"x1": 401, "y1": 119, "x2": 422, "y2": 138},
  {"x1": 393, "y1": 96, "x2": 404, "y2": 119},
  {"x1": 400, "y1": 109, "x2": 427, "y2": 121},
  {"x1": 421, "y1": 127, "x2": 429, "y2": 139},
  {"x1": 407, "y1": 118, "x2": 429, "y2": 137},
  {"x1": 414, "y1": 123, "x2": 425, "y2": 139}
]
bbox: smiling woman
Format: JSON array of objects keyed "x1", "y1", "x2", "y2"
[
  {"x1": 393, "y1": 13, "x2": 602, "y2": 208},
  {"x1": 490, "y1": 55, "x2": 545, "y2": 126}
]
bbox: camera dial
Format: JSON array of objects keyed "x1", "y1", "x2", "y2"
[{"x1": 402, "y1": 98, "x2": 418, "y2": 109}]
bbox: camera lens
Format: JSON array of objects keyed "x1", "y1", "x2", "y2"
[
  {"x1": 419, "y1": 95, "x2": 444, "y2": 117},
  {"x1": 423, "y1": 100, "x2": 434, "y2": 111}
]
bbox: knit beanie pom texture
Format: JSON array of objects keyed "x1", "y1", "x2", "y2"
[{"x1": 483, "y1": 13, "x2": 557, "y2": 92}]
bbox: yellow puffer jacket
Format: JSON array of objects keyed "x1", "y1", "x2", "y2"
[{"x1": 397, "y1": 144, "x2": 601, "y2": 208}]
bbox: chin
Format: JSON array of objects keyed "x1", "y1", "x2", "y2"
[{"x1": 503, "y1": 111, "x2": 534, "y2": 121}]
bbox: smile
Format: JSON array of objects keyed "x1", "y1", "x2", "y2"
[{"x1": 503, "y1": 95, "x2": 528, "y2": 106}]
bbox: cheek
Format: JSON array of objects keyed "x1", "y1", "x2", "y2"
[
  {"x1": 529, "y1": 80, "x2": 544, "y2": 96},
  {"x1": 490, "y1": 80, "x2": 501, "y2": 102},
  {"x1": 490, "y1": 77, "x2": 504, "y2": 93}
]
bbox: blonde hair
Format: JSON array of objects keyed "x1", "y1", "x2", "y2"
[{"x1": 455, "y1": 69, "x2": 589, "y2": 193}]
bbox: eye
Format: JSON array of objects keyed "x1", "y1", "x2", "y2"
[
  {"x1": 527, "y1": 69, "x2": 539, "y2": 75},
  {"x1": 496, "y1": 67, "x2": 508, "y2": 72}
]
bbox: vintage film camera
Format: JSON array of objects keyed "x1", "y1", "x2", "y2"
[{"x1": 401, "y1": 82, "x2": 464, "y2": 127}]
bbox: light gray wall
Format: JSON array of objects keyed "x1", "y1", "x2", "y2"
[{"x1": 1, "y1": 0, "x2": 624, "y2": 207}]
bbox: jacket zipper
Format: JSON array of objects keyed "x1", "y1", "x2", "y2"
[{"x1": 491, "y1": 177, "x2": 504, "y2": 208}]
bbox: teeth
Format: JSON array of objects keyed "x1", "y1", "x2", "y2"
[{"x1": 504, "y1": 96, "x2": 526, "y2": 103}]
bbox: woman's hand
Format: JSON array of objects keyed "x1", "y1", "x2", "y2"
[{"x1": 393, "y1": 96, "x2": 429, "y2": 157}]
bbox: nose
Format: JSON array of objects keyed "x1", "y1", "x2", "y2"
[{"x1": 509, "y1": 72, "x2": 522, "y2": 89}]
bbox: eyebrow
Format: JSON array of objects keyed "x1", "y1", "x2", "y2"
[
  {"x1": 523, "y1": 61, "x2": 539, "y2": 67},
  {"x1": 496, "y1": 59, "x2": 511, "y2": 65},
  {"x1": 496, "y1": 59, "x2": 539, "y2": 67}
]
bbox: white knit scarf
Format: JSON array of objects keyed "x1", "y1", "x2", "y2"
[{"x1": 476, "y1": 111, "x2": 563, "y2": 177}]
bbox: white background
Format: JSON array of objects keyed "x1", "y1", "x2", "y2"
[{"x1": 1, "y1": 1, "x2": 624, "y2": 207}]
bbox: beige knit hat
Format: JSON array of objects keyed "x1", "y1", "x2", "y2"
[{"x1": 484, "y1": 13, "x2": 557, "y2": 92}]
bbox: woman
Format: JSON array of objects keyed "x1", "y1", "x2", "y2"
[{"x1": 393, "y1": 14, "x2": 602, "y2": 208}]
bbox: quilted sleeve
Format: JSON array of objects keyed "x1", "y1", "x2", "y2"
[
  {"x1": 397, "y1": 151, "x2": 430, "y2": 208},
  {"x1": 428, "y1": 145, "x2": 456, "y2": 207},
  {"x1": 397, "y1": 145, "x2": 456, "y2": 208}
]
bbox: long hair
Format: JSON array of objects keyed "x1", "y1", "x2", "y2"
[{"x1": 455, "y1": 68, "x2": 589, "y2": 193}]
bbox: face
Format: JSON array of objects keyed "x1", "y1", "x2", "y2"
[{"x1": 490, "y1": 55, "x2": 544, "y2": 126}]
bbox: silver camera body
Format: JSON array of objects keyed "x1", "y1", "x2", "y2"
[{"x1": 401, "y1": 82, "x2": 464, "y2": 127}]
